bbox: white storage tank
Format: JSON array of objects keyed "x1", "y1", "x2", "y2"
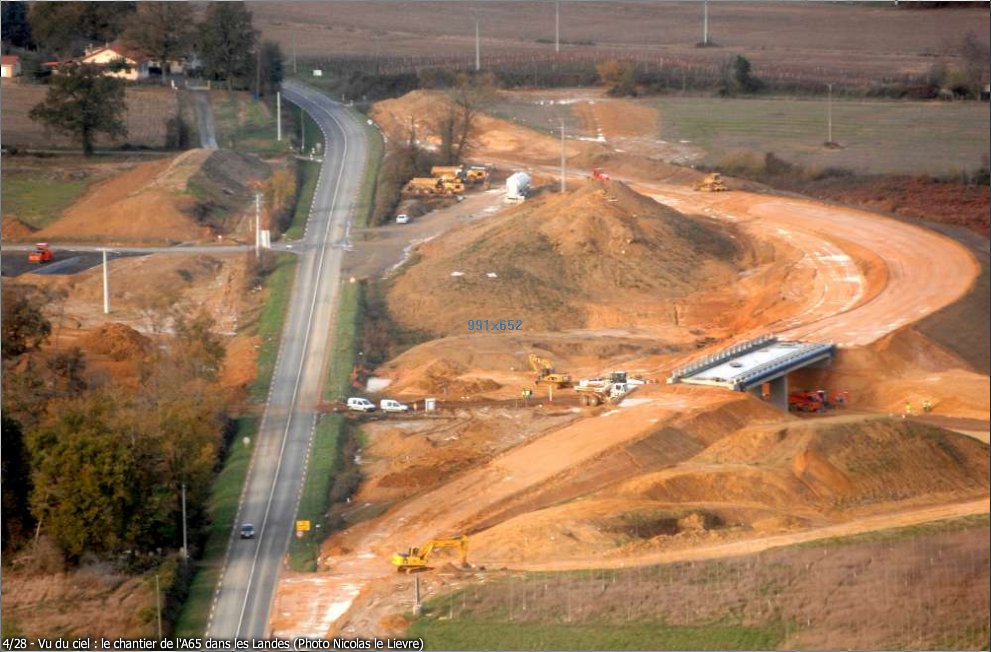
[{"x1": 505, "y1": 172, "x2": 530, "y2": 202}]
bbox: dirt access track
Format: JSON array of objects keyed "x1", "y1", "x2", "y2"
[{"x1": 269, "y1": 92, "x2": 986, "y2": 640}]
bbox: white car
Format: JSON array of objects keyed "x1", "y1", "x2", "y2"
[
  {"x1": 380, "y1": 399, "x2": 410, "y2": 413},
  {"x1": 347, "y1": 397, "x2": 377, "y2": 412},
  {"x1": 395, "y1": 214, "x2": 410, "y2": 224}
]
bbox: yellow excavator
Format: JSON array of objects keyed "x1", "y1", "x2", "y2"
[
  {"x1": 527, "y1": 353, "x2": 572, "y2": 388},
  {"x1": 693, "y1": 172, "x2": 729, "y2": 192},
  {"x1": 391, "y1": 535, "x2": 469, "y2": 573}
]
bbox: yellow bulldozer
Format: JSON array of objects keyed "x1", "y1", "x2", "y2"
[
  {"x1": 693, "y1": 172, "x2": 729, "y2": 192},
  {"x1": 528, "y1": 353, "x2": 572, "y2": 388},
  {"x1": 391, "y1": 535, "x2": 469, "y2": 573}
]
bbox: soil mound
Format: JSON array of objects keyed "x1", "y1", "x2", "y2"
[
  {"x1": 372, "y1": 90, "x2": 593, "y2": 165},
  {"x1": 36, "y1": 149, "x2": 269, "y2": 244},
  {"x1": 81, "y1": 323, "x2": 152, "y2": 361},
  {"x1": 387, "y1": 180, "x2": 741, "y2": 335},
  {"x1": 627, "y1": 417, "x2": 989, "y2": 510},
  {"x1": 2, "y1": 216, "x2": 37, "y2": 241}
]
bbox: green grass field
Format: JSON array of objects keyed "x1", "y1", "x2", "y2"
[
  {"x1": 2, "y1": 173, "x2": 96, "y2": 229},
  {"x1": 407, "y1": 618, "x2": 784, "y2": 651},
  {"x1": 211, "y1": 92, "x2": 294, "y2": 157},
  {"x1": 248, "y1": 254, "x2": 298, "y2": 402},
  {"x1": 648, "y1": 96, "x2": 990, "y2": 176},
  {"x1": 287, "y1": 414, "x2": 345, "y2": 571},
  {"x1": 284, "y1": 160, "x2": 320, "y2": 241}
]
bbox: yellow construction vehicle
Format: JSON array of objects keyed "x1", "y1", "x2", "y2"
[
  {"x1": 403, "y1": 177, "x2": 463, "y2": 196},
  {"x1": 440, "y1": 179, "x2": 465, "y2": 194},
  {"x1": 575, "y1": 381, "x2": 629, "y2": 406},
  {"x1": 464, "y1": 165, "x2": 492, "y2": 186},
  {"x1": 430, "y1": 165, "x2": 465, "y2": 182},
  {"x1": 527, "y1": 353, "x2": 572, "y2": 388},
  {"x1": 693, "y1": 172, "x2": 729, "y2": 192},
  {"x1": 391, "y1": 535, "x2": 469, "y2": 572}
]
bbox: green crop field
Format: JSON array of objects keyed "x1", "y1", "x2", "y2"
[{"x1": 648, "y1": 96, "x2": 990, "y2": 176}]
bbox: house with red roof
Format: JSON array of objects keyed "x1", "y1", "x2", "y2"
[{"x1": 1, "y1": 55, "x2": 22, "y2": 78}]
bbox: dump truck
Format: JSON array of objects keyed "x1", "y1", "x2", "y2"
[
  {"x1": 430, "y1": 165, "x2": 465, "y2": 182},
  {"x1": 28, "y1": 243, "x2": 54, "y2": 263},
  {"x1": 403, "y1": 177, "x2": 463, "y2": 196},
  {"x1": 575, "y1": 381, "x2": 630, "y2": 406},
  {"x1": 693, "y1": 172, "x2": 728, "y2": 192},
  {"x1": 592, "y1": 167, "x2": 610, "y2": 181},
  {"x1": 391, "y1": 535, "x2": 469, "y2": 572},
  {"x1": 528, "y1": 353, "x2": 572, "y2": 388}
]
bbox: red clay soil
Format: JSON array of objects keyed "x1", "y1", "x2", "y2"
[{"x1": 807, "y1": 175, "x2": 991, "y2": 238}]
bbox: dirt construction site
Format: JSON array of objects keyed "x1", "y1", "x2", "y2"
[
  {"x1": 2, "y1": 56, "x2": 987, "y2": 648},
  {"x1": 264, "y1": 86, "x2": 989, "y2": 647}
]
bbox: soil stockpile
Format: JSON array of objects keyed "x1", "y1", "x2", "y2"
[
  {"x1": 387, "y1": 180, "x2": 742, "y2": 335},
  {"x1": 36, "y1": 149, "x2": 269, "y2": 244},
  {"x1": 623, "y1": 417, "x2": 990, "y2": 512},
  {"x1": 81, "y1": 323, "x2": 152, "y2": 361},
  {"x1": 472, "y1": 417, "x2": 989, "y2": 564}
]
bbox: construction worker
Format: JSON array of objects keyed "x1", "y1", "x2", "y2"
[
  {"x1": 904, "y1": 401, "x2": 913, "y2": 418},
  {"x1": 923, "y1": 400, "x2": 933, "y2": 414}
]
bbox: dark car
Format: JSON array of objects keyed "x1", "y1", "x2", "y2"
[{"x1": 240, "y1": 523, "x2": 256, "y2": 539}]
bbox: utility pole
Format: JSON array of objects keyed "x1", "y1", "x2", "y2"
[
  {"x1": 474, "y1": 17, "x2": 480, "y2": 72},
  {"x1": 155, "y1": 574, "x2": 162, "y2": 638},
  {"x1": 277, "y1": 91, "x2": 282, "y2": 141},
  {"x1": 703, "y1": 0, "x2": 709, "y2": 46},
  {"x1": 301, "y1": 107, "x2": 306, "y2": 152},
  {"x1": 102, "y1": 249, "x2": 110, "y2": 314},
  {"x1": 560, "y1": 119, "x2": 566, "y2": 193},
  {"x1": 181, "y1": 483, "x2": 188, "y2": 568},
  {"x1": 827, "y1": 83, "x2": 833, "y2": 144},
  {"x1": 255, "y1": 47, "x2": 261, "y2": 101},
  {"x1": 292, "y1": 33, "x2": 297, "y2": 74},
  {"x1": 254, "y1": 192, "x2": 261, "y2": 255},
  {"x1": 555, "y1": 1, "x2": 560, "y2": 53}
]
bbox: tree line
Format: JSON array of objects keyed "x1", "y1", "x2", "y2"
[{"x1": 2, "y1": 283, "x2": 230, "y2": 567}]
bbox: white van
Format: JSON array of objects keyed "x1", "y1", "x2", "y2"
[
  {"x1": 347, "y1": 397, "x2": 376, "y2": 412},
  {"x1": 395, "y1": 214, "x2": 410, "y2": 224},
  {"x1": 380, "y1": 399, "x2": 410, "y2": 413}
]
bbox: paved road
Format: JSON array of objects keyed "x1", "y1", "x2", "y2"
[
  {"x1": 190, "y1": 90, "x2": 219, "y2": 149},
  {"x1": 205, "y1": 80, "x2": 368, "y2": 641}
]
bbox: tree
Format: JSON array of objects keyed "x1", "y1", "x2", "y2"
[
  {"x1": 718, "y1": 54, "x2": 761, "y2": 96},
  {"x1": 122, "y1": 2, "x2": 194, "y2": 84},
  {"x1": 1, "y1": 415, "x2": 35, "y2": 553},
  {"x1": 1, "y1": 1, "x2": 33, "y2": 49},
  {"x1": 597, "y1": 59, "x2": 636, "y2": 97},
  {"x1": 257, "y1": 40, "x2": 284, "y2": 98},
  {"x1": 30, "y1": 62, "x2": 128, "y2": 156},
  {"x1": 28, "y1": 2, "x2": 135, "y2": 58},
  {"x1": 28, "y1": 392, "x2": 144, "y2": 559},
  {"x1": 198, "y1": 2, "x2": 257, "y2": 91},
  {"x1": 436, "y1": 72, "x2": 495, "y2": 164},
  {"x1": 2, "y1": 284, "x2": 51, "y2": 359}
]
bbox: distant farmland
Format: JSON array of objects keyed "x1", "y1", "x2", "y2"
[
  {"x1": 650, "y1": 96, "x2": 991, "y2": 176},
  {"x1": 0, "y1": 83, "x2": 180, "y2": 150}
]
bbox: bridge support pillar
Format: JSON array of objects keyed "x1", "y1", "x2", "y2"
[{"x1": 749, "y1": 376, "x2": 789, "y2": 411}]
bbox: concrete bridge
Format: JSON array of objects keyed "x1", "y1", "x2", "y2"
[{"x1": 668, "y1": 336, "x2": 836, "y2": 410}]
